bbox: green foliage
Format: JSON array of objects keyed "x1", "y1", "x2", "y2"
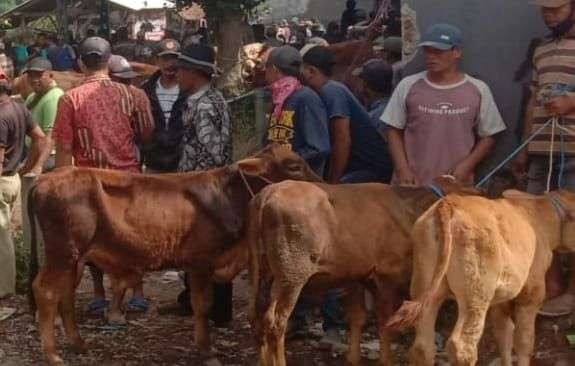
[{"x1": 0, "y1": 0, "x2": 24, "y2": 14}]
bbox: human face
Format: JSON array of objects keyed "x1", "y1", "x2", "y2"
[
  {"x1": 541, "y1": 3, "x2": 572, "y2": 29},
  {"x1": 26, "y1": 70, "x2": 53, "y2": 93},
  {"x1": 423, "y1": 46, "x2": 461, "y2": 75},
  {"x1": 264, "y1": 60, "x2": 282, "y2": 85},
  {"x1": 157, "y1": 55, "x2": 178, "y2": 80}
]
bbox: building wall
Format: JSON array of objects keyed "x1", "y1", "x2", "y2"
[{"x1": 264, "y1": 0, "x2": 376, "y2": 22}]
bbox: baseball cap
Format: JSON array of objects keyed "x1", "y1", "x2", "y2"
[
  {"x1": 419, "y1": 23, "x2": 463, "y2": 51},
  {"x1": 532, "y1": 0, "x2": 571, "y2": 7},
  {"x1": 267, "y1": 45, "x2": 302, "y2": 77},
  {"x1": 156, "y1": 39, "x2": 181, "y2": 57},
  {"x1": 352, "y1": 59, "x2": 393, "y2": 93},
  {"x1": 108, "y1": 55, "x2": 140, "y2": 79},
  {"x1": 25, "y1": 57, "x2": 53, "y2": 73},
  {"x1": 374, "y1": 36, "x2": 403, "y2": 54},
  {"x1": 79, "y1": 36, "x2": 111, "y2": 61}
]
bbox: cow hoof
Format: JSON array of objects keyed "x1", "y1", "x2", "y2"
[{"x1": 47, "y1": 355, "x2": 65, "y2": 366}]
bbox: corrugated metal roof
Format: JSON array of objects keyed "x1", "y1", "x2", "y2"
[{"x1": 109, "y1": 0, "x2": 174, "y2": 11}]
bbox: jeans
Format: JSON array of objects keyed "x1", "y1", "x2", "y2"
[
  {"x1": 0, "y1": 174, "x2": 21, "y2": 297},
  {"x1": 292, "y1": 289, "x2": 345, "y2": 332}
]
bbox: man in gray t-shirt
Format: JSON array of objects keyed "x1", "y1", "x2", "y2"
[{"x1": 381, "y1": 24, "x2": 506, "y2": 186}]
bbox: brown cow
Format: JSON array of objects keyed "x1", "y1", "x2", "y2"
[
  {"x1": 12, "y1": 62, "x2": 158, "y2": 99},
  {"x1": 247, "y1": 178, "x2": 482, "y2": 366},
  {"x1": 29, "y1": 145, "x2": 321, "y2": 366},
  {"x1": 387, "y1": 191, "x2": 575, "y2": 366}
]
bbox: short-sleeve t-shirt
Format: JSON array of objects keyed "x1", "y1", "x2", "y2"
[
  {"x1": 25, "y1": 86, "x2": 65, "y2": 133},
  {"x1": 267, "y1": 86, "x2": 331, "y2": 176},
  {"x1": 319, "y1": 80, "x2": 390, "y2": 174},
  {"x1": 0, "y1": 99, "x2": 36, "y2": 173},
  {"x1": 381, "y1": 71, "x2": 506, "y2": 185}
]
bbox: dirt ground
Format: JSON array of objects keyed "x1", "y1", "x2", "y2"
[{"x1": 1, "y1": 267, "x2": 575, "y2": 366}]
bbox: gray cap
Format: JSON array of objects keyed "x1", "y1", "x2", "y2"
[
  {"x1": 267, "y1": 46, "x2": 302, "y2": 77},
  {"x1": 108, "y1": 55, "x2": 140, "y2": 79},
  {"x1": 156, "y1": 39, "x2": 181, "y2": 57},
  {"x1": 79, "y1": 36, "x2": 111, "y2": 61},
  {"x1": 25, "y1": 57, "x2": 53, "y2": 73}
]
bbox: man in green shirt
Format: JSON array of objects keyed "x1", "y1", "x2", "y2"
[{"x1": 25, "y1": 57, "x2": 64, "y2": 171}]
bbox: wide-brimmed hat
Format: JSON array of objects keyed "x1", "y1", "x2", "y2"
[
  {"x1": 176, "y1": 44, "x2": 217, "y2": 75},
  {"x1": 532, "y1": 0, "x2": 571, "y2": 8}
]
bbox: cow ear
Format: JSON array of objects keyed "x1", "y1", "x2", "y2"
[{"x1": 236, "y1": 158, "x2": 269, "y2": 176}]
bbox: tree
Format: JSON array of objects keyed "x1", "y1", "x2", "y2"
[
  {"x1": 0, "y1": 0, "x2": 24, "y2": 14},
  {"x1": 175, "y1": 0, "x2": 265, "y2": 94}
]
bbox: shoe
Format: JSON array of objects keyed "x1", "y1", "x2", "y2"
[{"x1": 538, "y1": 293, "x2": 575, "y2": 317}]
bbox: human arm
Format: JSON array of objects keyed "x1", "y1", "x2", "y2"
[
  {"x1": 386, "y1": 126, "x2": 417, "y2": 185},
  {"x1": 132, "y1": 88, "x2": 155, "y2": 144},
  {"x1": 193, "y1": 98, "x2": 232, "y2": 166},
  {"x1": 52, "y1": 95, "x2": 74, "y2": 168},
  {"x1": 452, "y1": 136, "x2": 495, "y2": 185},
  {"x1": 293, "y1": 100, "x2": 331, "y2": 163},
  {"x1": 512, "y1": 94, "x2": 536, "y2": 179},
  {"x1": 328, "y1": 117, "x2": 351, "y2": 183},
  {"x1": 20, "y1": 125, "x2": 48, "y2": 175}
]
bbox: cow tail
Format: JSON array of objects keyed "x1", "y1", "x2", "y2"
[
  {"x1": 387, "y1": 201, "x2": 454, "y2": 331},
  {"x1": 27, "y1": 183, "x2": 39, "y2": 314}
]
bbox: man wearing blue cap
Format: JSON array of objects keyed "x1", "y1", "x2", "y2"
[{"x1": 382, "y1": 23, "x2": 506, "y2": 186}]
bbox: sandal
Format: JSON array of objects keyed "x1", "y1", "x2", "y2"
[
  {"x1": 126, "y1": 296, "x2": 150, "y2": 313},
  {"x1": 86, "y1": 298, "x2": 109, "y2": 315}
]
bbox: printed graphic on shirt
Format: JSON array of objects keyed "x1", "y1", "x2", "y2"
[
  {"x1": 418, "y1": 102, "x2": 471, "y2": 116},
  {"x1": 267, "y1": 110, "x2": 295, "y2": 150}
]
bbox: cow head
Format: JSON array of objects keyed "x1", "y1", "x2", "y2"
[
  {"x1": 240, "y1": 43, "x2": 273, "y2": 88},
  {"x1": 189, "y1": 145, "x2": 322, "y2": 241}
]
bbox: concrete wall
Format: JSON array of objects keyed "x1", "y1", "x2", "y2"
[
  {"x1": 403, "y1": 0, "x2": 548, "y2": 176},
  {"x1": 263, "y1": 0, "x2": 376, "y2": 22}
]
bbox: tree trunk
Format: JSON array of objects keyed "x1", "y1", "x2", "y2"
[{"x1": 215, "y1": 12, "x2": 254, "y2": 96}]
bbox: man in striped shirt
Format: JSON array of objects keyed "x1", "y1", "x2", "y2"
[
  {"x1": 514, "y1": 0, "x2": 575, "y2": 317},
  {"x1": 141, "y1": 39, "x2": 188, "y2": 173}
]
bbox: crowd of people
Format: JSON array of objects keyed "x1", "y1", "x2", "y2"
[{"x1": 1, "y1": 0, "x2": 575, "y2": 353}]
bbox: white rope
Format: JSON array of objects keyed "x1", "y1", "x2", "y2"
[
  {"x1": 556, "y1": 123, "x2": 575, "y2": 137},
  {"x1": 546, "y1": 117, "x2": 557, "y2": 193}
]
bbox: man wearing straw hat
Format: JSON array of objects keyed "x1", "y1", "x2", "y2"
[{"x1": 514, "y1": 0, "x2": 575, "y2": 317}]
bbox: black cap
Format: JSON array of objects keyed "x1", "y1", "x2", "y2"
[
  {"x1": 268, "y1": 46, "x2": 302, "y2": 77},
  {"x1": 79, "y1": 37, "x2": 111, "y2": 61},
  {"x1": 25, "y1": 57, "x2": 53, "y2": 73},
  {"x1": 352, "y1": 59, "x2": 393, "y2": 94},
  {"x1": 177, "y1": 44, "x2": 217, "y2": 74},
  {"x1": 302, "y1": 46, "x2": 336, "y2": 76},
  {"x1": 156, "y1": 39, "x2": 181, "y2": 57}
]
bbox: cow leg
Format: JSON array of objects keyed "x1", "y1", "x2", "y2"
[
  {"x1": 189, "y1": 272, "x2": 214, "y2": 355},
  {"x1": 58, "y1": 266, "x2": 86, "y2": 353},
  {"x1": 446, "y1": 298, "x2": 490, "y2": 366},
  {"x1": 345, "y1": 284, "x2": 366, "y2": 366},
  {"x1": 374, "y1": 282, "x2": 401, "y2": 366},
  {"x1": 260, "y1": 281, "x2": 305, "y2": 366},
  {"x1": 107, "y1": 277, "x2": 128, "y2": 324},
  {"x1": 409, "y1": 284, "x2": 448, "y2": 366},
  {"x1": 33, "y1": 267, "x2": 74, "y2": 365},
  {"x1": 513, "y1": 303, "x2": 540, "y2": 366},
  {"x1": 488, "y1": 304, "x2": 514, "y2": 366}
]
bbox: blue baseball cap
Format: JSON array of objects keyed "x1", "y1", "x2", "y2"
[{"x1": 418, "y1": 23, "x2": 463, "y2": 51}]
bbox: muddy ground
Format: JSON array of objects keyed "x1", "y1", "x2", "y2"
[{"x1": 1, "y1": 267, "x2": 574, "y2": 366}]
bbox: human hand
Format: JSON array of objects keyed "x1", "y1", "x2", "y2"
[
  {"x1": 544, "y1": 95, "x2": 575, "y2": 116},
  {"x1": 395, "y1": 167, "x2": 417, "y2": 186},
  {"x1": 452, "y1": 162, "x2": 475, "y2": 186}
]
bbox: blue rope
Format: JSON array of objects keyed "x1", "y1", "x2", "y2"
[
  {"x1": 428, "y1": 183, "x2": 446, "y2": 198},
  {"x1": 476, "y1": 118, "x2": 554, "y2": 188}
]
